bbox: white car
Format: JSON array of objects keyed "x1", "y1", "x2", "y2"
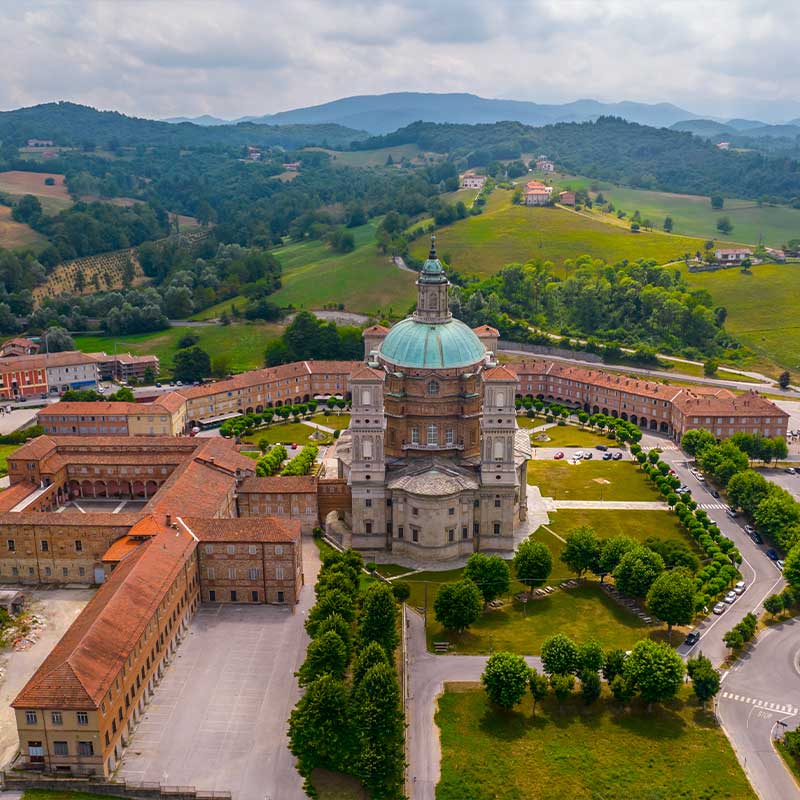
[
  {"x1": 713, "y1": 602, "x2": 726, "y2": 615},
  {"x1": 723, "y1": 591, "x2": 737, "y2": 605},
  {"x1": 733, "y1": 581, "x2": 746, "y2": 595},
  {"x1": 777, "y1": 560, "x2": 785, "y2": 571}
]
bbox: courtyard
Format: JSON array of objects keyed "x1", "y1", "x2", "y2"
[
  {"x1": 116, "y1": 540, "x2": 320, "y2": 800},
  {"x1": 55, "y1": 498, "x2": 148, "y2": 514}
]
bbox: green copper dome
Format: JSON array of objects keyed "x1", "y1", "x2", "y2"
[{"x1": 379, "y1": 317, "x2": 486, "y2": 370}]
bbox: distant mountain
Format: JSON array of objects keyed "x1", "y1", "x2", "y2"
[
  {"x1": 162, "y1": 114, "x2": 229, "y2": 126},
  {"x1": 670, "y1": 119, "x2": 734, "y2": 137},
  {"x1": 0, "y1": 101, "x2": 368, "y2": 149},
  {"x1": 726, "y1": 118, "x2": 769, "y2": 131},
  {"x1": 230, "y1": 92, "x2": 705, "y2": 134},
  {"x1": 671, "y1": 117, "x2": 800, "y2": 141}
]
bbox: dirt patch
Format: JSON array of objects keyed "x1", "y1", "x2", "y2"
[{"x1": 0, "y1": 170, "x2": 70, "y2": 200}]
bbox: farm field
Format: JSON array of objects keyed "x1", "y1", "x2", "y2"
[
  {"x1": 0, "y1": 205, "x2": 48, "y2": 250},
  {"x1": 74, "y1": 321, "x2": 281, "y2": 376},
  {"x1": 0, "y1": 170, "x2": 72, "y2": 212},
  {"x1": 269, "y1": 219, "x2": 416, "y2": 315},
  {"x1": 527, "y1": 459, "x2": 662, "y2": 502},
  {"x1": 436, "y1": 686, "x2": 756, "y2": 800},
  {"x1": 304, "y1": 143, "x2": 422, "y2": 167},
  {"x1": 678, "y1": 261, "x2": 800, "y2": 375},
  {"x1": 409, "y1": 189, "x2": 709, "y2": 277}
]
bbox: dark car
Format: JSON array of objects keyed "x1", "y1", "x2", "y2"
[
  {"x1": 749, "y1": 530, "x2": 764, "y2": 545},
  {"x1": 684, "y1": 631, "x2": 701, "y2": 647},
  {"x1": 711, "y1": 489, "x2": 720, "y2": 498},
  {"x1": 596, "y1": 444, "x2": 608, "y2": 451},
  {"x1": 766, "y1": 548, "x2": 779, "y2": 560},
  {"x1": 603, "y1": 452, "x2": 612, "y2": 460}
]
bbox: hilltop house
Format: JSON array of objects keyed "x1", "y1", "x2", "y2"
[
  {"x1": 535, "y1": 158, "x2": 555, "y2": 172},
  {"x1": 714, "y1": 248, "x2": 752, "y2": 264},
  {"x1": 524, "y1": 180, "x2": 553, "y2": 206},
  {"x1": 559, "y1": 191, "x2": 576, "y2": 206},
  {"x1": 460, "y1": 171, "x2": 486, "y2": 190}
]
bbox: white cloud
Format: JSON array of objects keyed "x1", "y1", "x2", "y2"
[{"x1": 0, "y1": 0, "x2": 798, "y2": 121}]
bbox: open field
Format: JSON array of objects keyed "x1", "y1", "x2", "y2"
[
  {"x1": 0, "y1": 170, "x2": 72, "y2": 211},
  {"x1": 678, "y1": 261, "x2": 800, "y2": 375},
  {"x1": 269, "y1": 219, "x2": 416, "y2": 315},
  {"x1": 304, "y1": 143, "x2": 422, "y2": 167},
  {"x1": 436, "y1": 686, "x2": 756, "y2": 800},
  {"x1": 543, "y1": 508, "x2": 693, "y2": 547},
  {"x1": 74, "y1": 322, "x2": 281, "y2": 375},
  {"x1": 0, "y1": 204, "x2": 48, "y2": 250},
  {"x1": 409, "y1": 189, "x2": 710, "y2": 277},
  {"x1": 527, "y1": 459, "x2": 661, "y2": 501}
]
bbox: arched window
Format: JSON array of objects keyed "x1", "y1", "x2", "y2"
[
  {"x1": 427, "y1": 425, "x2": 438, "y2": 446},
  {"x1": 427, "y1": 380, "x2": 439, "y2": 396}
]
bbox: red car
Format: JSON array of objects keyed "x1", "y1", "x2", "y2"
[{"x1": 554, "y1": 451, "x2": 564, "y2": 460}]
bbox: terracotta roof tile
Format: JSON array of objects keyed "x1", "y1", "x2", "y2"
[
  {"x1": 182, "y1": 516, "x2": 301, "y2": 543},
  {"x1": 483, "y1": 365, "x2": 517, "y2": 381},
  {"x1": 238, "y1": 476, "x2": 317, "y2": 494},
  {"x1": 351, "y1": 364, "x2": 384, "y2": 381},
  {"x1": 0, "y1": 482, "x2": 38, "y2": 513}
]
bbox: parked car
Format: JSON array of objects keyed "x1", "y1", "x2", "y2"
[
  {"x1": 679, "y1": 485, "x2": 689, "y2": 493},
  {"x1": 596, "y1": 444, "x2": 608, "y2": 451},
  {"x1": 766, "y1": 548, "x2": 779, "y2": 561},
  {"x1": 584, "y1": 451, "x2": 593, "y2": 460},
  {"x1": 603, "y1": 452, "x2": 613, "y2": 460},
  {"x1": 784, "y1": 467, "x2": 797, "y2": 475},
  {"x1": 155, "y1": 382, "x2": 162, "y2": 388},
  {"x1": 695, "y1": 473, "x2": 706, "y2": 482},
  {"x1": 554, "y1": 451, "x2": 564, "y2": 460},
  {"x1": 713, "y1": 602, "x2": 726, "y2": 615},
  {"x1": 777, "y1": 559, "x2": 785, "y2": 571},
  {"x1": 711, "y1": 489, "x2": 720, "y2": 498},
  {"x1": 749, "y1": 530, "x2": 764, "y2": 545},
  {"x1": 733, "y1": 581, "x2": 746, "y2": 595},
  {"x1": 723, "y1": 591, "x2": 737, "y2": 605},
  {"x1": 176, "y1": 380, "x2": 183, "y2": 387},
  {"x1": 744, "y1": 524, "x2": 755, "y2": 534},
  {"x1": 612, "y1": 452, "x2": 623, "y2": 460},
  {"x1": 574, "y1": 452, "x2": 584, "y2": 460},
  {"x1": 684, "y1": 631, "x2": 701, "y2": 646},
  {"x1": 725, "y1": 506, "x2": 739, "y2": 518}
]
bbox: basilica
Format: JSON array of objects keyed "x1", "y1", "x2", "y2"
[{"x1": 334, "y1": 239, "x2": 530, "y2": 561}]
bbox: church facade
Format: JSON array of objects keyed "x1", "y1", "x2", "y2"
[{"x1": 334, "y1": 240, "x2": 530, "y2": 562}]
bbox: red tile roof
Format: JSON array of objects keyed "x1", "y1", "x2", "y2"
[
  {"x1": 101, "y1": 535, "x2": 144, "y2": 563},
  {"x1": 483, "y1": 365, "x2": 517, "y2": 381},
  {"x1": 363, "y1": 325, "x2": 389, "y2": 334},
  {"x1": 181, "y1": 516, "x2": 301, "y2": 543},
  {"x1": 38, "y1": 402, "x2": 140, "y2": 416},
  {"x1": 351, "y1": 364, "x2": 384, "y2": 381},
  {"x1": 238, "y1": 476, "x2": 317, "y2": 494},
  {"x1": 0, "y1": 482, "x2": 38, "y2": 513},
  {"x1": 472, "y1": 325, "x2": 499, "y2": 336}
]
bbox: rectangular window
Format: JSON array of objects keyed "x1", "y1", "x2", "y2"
[
  {"x1": 277, "y1": 591, "x2": 285, "y2": 603},
  {"x1": 276, "y1": 566, "x2": 285, "y2": 579},
  {"x1": 209, "y1": 590, "x2": 216, "y2": 601},
  {"x1": 365, "y1": 498, "x2": 372, "y2": 508},
  {"x1": 248, "y1": 568, "x2": 259, "y2": 580},
  {"x1": 412, "y1": 507, "x2": 419, "y2": 516},
  {"x1": 45, "y1": 567, "x2": 52, "y2": 577},
  {"x1": 365, "y1": 521, "x2": 373, "y2": 534},
  {"x1": 248, "y1": 545, "x2": 257, "y2": 555},
  {"x1": 41, "y1": 540, "x2": 49, "y2": 552},
  {"x1": 207, "y1": 567, "x2": 215, "y2": 579},
  {"x1": 53, "y1": 741, "x2": 68, "y2": 756},
  {"x1": 228, "y1": 567, "x2": 236, "y2": 580},
  {"x1": 75, "y1": 540, "x2": 82, "y2": 552},
  {"x1": 230, "y1": 590, "x2": 237, "y2": 602},
  {"x1": 446, "y1": 428, "x2": 454, "y2": 445},
  {"x1": 448, "y1": 507, "x2": 455, "y2": 515},
  {"x1": 493, "y1": 523, "x2": 501, "y2": 536},
  {"x1": 7, "y1": 539, "x2": 14, "y2": 552},
  {"x1": 204, "y1": 544, "x2": 214, "y2": 554},
  {"x1": 52, "y1": 711, "x2": 62, "y2": 725},
  {"x1": 427, "y1": 424, "x2": 438, "y2": 446},
  {"x1": 448, "y1": 529, "x2": 455, "y2": 542},
  {"x1": 79, "y1": 567, "x2": 85, "y2": 577},
  {"x1": 78, "y1": 741, "x2": 94, "y2": 757},
  {"x1": 412, "y1": 528, "x2": 419, "y2": 542},
  {"x1": 76, "y1": 712, "x2": 88, "y2": 726},
  {"x1": 494, "y1": 497, "x2": 501, "y2": 508},
  {"x1": 411, "y1": 427, "x2": 419, "y2": 445},
  {"x1": 397, "y1": 526, "x2": 404, "y2": 539},
  {"x1": 25, "y1": 711, "x2": 37, "y2": 725},
  {"x1": 275, "y1": 545, "x2": 284, "y2": 555},
  {"x1": 474, "y1": 522, "x2": 480, "y2": 535},
  {"x1": 462, "y1": 526, "x2": 468, "y2": 539},
  {"x1": 62, "y1": 567, "x2": 69, "y2": 577},
  {"x1": 226, "y1": 545, "x2": 235, "y2": 555}
]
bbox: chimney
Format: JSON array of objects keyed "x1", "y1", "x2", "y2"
[{"x1": 166, "y1": 513, "x2": 172, "y2": 527}]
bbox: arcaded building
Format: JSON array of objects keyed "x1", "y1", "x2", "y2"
[{"x1": 333, "y1": 239, "x2": 531, "y2": 561}]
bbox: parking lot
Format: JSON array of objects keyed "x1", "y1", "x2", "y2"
[
  {"x1": 117, "y1": 539, "x2": 319, "y2": 800},
  {"x1": 757, "y1": 467, "x2": 800, "y2": 501}
]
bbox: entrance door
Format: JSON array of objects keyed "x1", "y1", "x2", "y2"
[
  {"x1": 93, "y1": 566, "x2": 105, "y2": 584},
  {"x1": 28, "y1": 741, "x2": 44, "y2": 763}
]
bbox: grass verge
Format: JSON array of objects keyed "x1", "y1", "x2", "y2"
[{"x1": 526, "y1": 459, "x2": 662, "y2": 502}]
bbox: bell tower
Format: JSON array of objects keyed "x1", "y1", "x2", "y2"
[
  {"x1": 413, "y1": 236, "x2": 452, "y2": 325},
  {"x1": 480, "y1": 366, "x2": 518, "y2": 486}
]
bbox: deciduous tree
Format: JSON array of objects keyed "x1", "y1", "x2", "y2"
[
  {"x1": 513, "y1": 539, "x2": 553, "y2": 590},
  {"x1": 541, "y1": 633, "x2": 578, "y2": 675},
  {"x1": 613, "y1": 546, "x2": 665, "y2": 597},
  {"x1": 529, "y1": 668, "x2": 549, "y2": 717},
  {"x1": 433, "y1": 579, "x2": 482, "y2": 633},
  {"x1": 481, "y1": 652, "x2": 531, "y2": 710},
  {"x1": 560, "y1": 526, "x2": 601, "y2": 578},
  {"x1": 646, "y1": 568, "x2": 697, "y2": 640},
  {"x1": 464, "y1": 553, "x2": 511, "y2": 605},
  {"x1": 623, "y1": 640, "x2": 684, "y2": 708},
  {"x1": 296, "y1": 630, "x2": 348, "y2": 686}
]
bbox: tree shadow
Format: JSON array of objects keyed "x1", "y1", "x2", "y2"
[{"x1": 478, "y1": 705, "x2": 529, "y2": 741}]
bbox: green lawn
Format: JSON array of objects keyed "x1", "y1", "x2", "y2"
[
  {"x1": 427, "y1": 583, "x2": 664, "y2": 655},
  {"x1": 268, "y1": 219, "x2": 416, "y2": 316},
  {"x1": 240, "y1": 421, "x2": 333, "y2": 447},
  {"x1": 528, "y1": 424, "x2": 621, "y2": 449},
  {"x1": 304, "y1": 143, "x2": 422, "y2": 168},
  {"x1": 0, "y1": 443, "x2": 21, "y2": 476},
  {"x1": 527, "y1": 459, "x2": 661, "y2": 502},
  {"x1": 409, "y1": 189, "x2": 710, "y2": 277},
  {"x1": 543, "y1": 508, "x2": 694, "y2": 547},
  {"x1": 678, "y1": 261, "x2": 800, "y2": 376},
  {"x1": 311, "y1": 412, "x2": 351, "y2": 430},
  {"x1": 436, "y1": 686, "x2": 756, "y2": 800},
  {"x1": 74, "y1": 321, "x2": 282, "y2": 376}
]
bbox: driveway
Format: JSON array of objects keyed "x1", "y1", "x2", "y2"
[
  {"x1": 117, "y1": 538, "x2": 320, "y2": 800},
  {"x1": 718, "y1": 620, "x2": 800, "y2": 799},
  {"x1": 405, "y1": 608, "x2": 541, "y2": 800},
  {"x1": 0, "y1": 588, "x2": 94, "y2": 768}
]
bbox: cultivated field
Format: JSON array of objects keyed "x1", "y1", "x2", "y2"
[
  {"x1": 304, "y1": 143, "x2": 423, "y2": 168},
  {"x1": 74, "y1": 321, "x2": 282, "y2": 375},
  {"x1": 678, "y1": 261, "x2": 800, "y2": 375},
  {"x1": 436, "y1": 686, "x2": 756, "y2": 800},
  {"x1": 0, "y1": 205, "x2": 48, "y2": 251},
  {"x1": 409, "y1": 189, "x2": 709, "y2": 276},
  {"x1": 0, "y1": 170, "x2": 72, "y2": 212}
]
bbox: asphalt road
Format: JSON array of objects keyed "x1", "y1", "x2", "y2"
[{"x1": 718, "y1": 620, "x2": 800, "y2": 800}]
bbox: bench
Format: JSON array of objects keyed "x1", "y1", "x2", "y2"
[{"x1": 433, "y1": 641, "x2": 450, "y2": 653}]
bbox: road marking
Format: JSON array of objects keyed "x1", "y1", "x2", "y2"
[
  {"x1": 698, "y1": 503, "x2": 726, "y2": 510},
  {"x1": 721, "y1": 691, "x2": 798, "y2": 715}
]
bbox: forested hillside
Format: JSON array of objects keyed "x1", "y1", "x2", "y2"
[{"x1": 354, "y1": 117, "x2": 800, "y2": 203}]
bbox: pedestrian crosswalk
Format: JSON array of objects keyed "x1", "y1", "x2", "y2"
[
  {"x1": 698, "y1": 503, "x2": 726, "y2": 510},
  {"x1": 720, "y1": 691, "x2": 798, "y2": 715}
]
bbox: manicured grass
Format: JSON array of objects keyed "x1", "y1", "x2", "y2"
[
  {"x1": 0, "y1": 443, "x2": 21, "y2": 476},
  {"x1": 311, "y1": 412, "x2": 351, "y2": 430},
  {"x1": 678, "y1": 260, "x2": 800, "y2": 376},
  {"x1": 436, "y1": 686, "x2": 756, "y2": 800},
  {"x1": 269, "y1": 219, "x2": 416, "y2": 315},
  {"x1": 409, "y1": 189, "x2": 709, "y2": 277},
  {"x1": 528, "y1": 424, "x2": 621, "y2": 448},
  {"x1": 527, "y1": 459, "x2": 661, "y2": 502},
  {"x1": 240, "y1": 421, "x2": 333, "y2": 446},
  {"x1": 0, "y1": 205, "x2": 48, "y2": 250},
  {"x1": 74, "y1": 321, "x2": 282, "y2": 375},
  {"x1": 427, "y1": 583, "x2": 663, "y2": 655},
  {"x1": 543, "y1": 508, "x2": 694, "y2": 548}
]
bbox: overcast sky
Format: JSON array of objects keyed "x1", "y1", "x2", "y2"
[{"x1": 2, "y1": 0, "x2": 799, "y2": 122}]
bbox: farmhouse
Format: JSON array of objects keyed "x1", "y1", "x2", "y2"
[
  {"x1": 525, "y1": 187, "x2": 552, "y2": 206},
  {"x1": 559, "y1": 191, "x2": 576, "y2": 206},
  {"x1": 714, "y1": 247, "x2": 752, "y2": 263},
  {"x1": 1, "y1": 338, "x2": 39, "y2": 358},
  {"x1": 717, "y1": 141, "x2": 731, "y2": 150},
  {"x1": 26, "y1": 139, "x2": 54, "y2": 148},
  {"x1": 460, "y1": 171, "x2": 486, "y2": 190},
  {"x1": 535, "y1": 158, "x2": 555, "y2": 172}
]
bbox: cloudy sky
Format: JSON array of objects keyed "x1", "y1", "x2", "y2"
[{"x1": 1, "y1": 0, "x2": 799, "y2": 121}]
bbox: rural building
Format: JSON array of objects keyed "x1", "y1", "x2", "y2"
[
  {"x1": 237, "y1": 475, "x2": 319, "y2": 533},
  {"x1": 525, "y1": 187, "x2": 552, "y2": 206},
  {"x1": 559, "y1": 191, "x2": 576, "y2": 206},
  {"x1": 26, "y1": 139, "x2": 54, "y2": 147},
  {"x1": 765, "y1": 247, "x2": 786, "y2": 262},
  {"x1": 0, "y1": 351, "x2": 100, "y2": 399},
  {"x1": 717, "y1": 141, "x2": 731, "y2": 150},
  {"x1": 283, "y1": 161, "x2": 300, "y2": 171},
  {"x1": 88, "y1": 352, "x2": 159, "y2": 382},
  {"x1": 535, "y1": 159, "x2": 555, "y2": 172},
  {"x1": 459, "y1": 171, "x2": 486, "y2": 189},
  {"x1": 714, "y1": 248, "x2": 752, "y2": 263},
  {"x1": 1, "y1": 338, "x2": 39, "y2": 358}
]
